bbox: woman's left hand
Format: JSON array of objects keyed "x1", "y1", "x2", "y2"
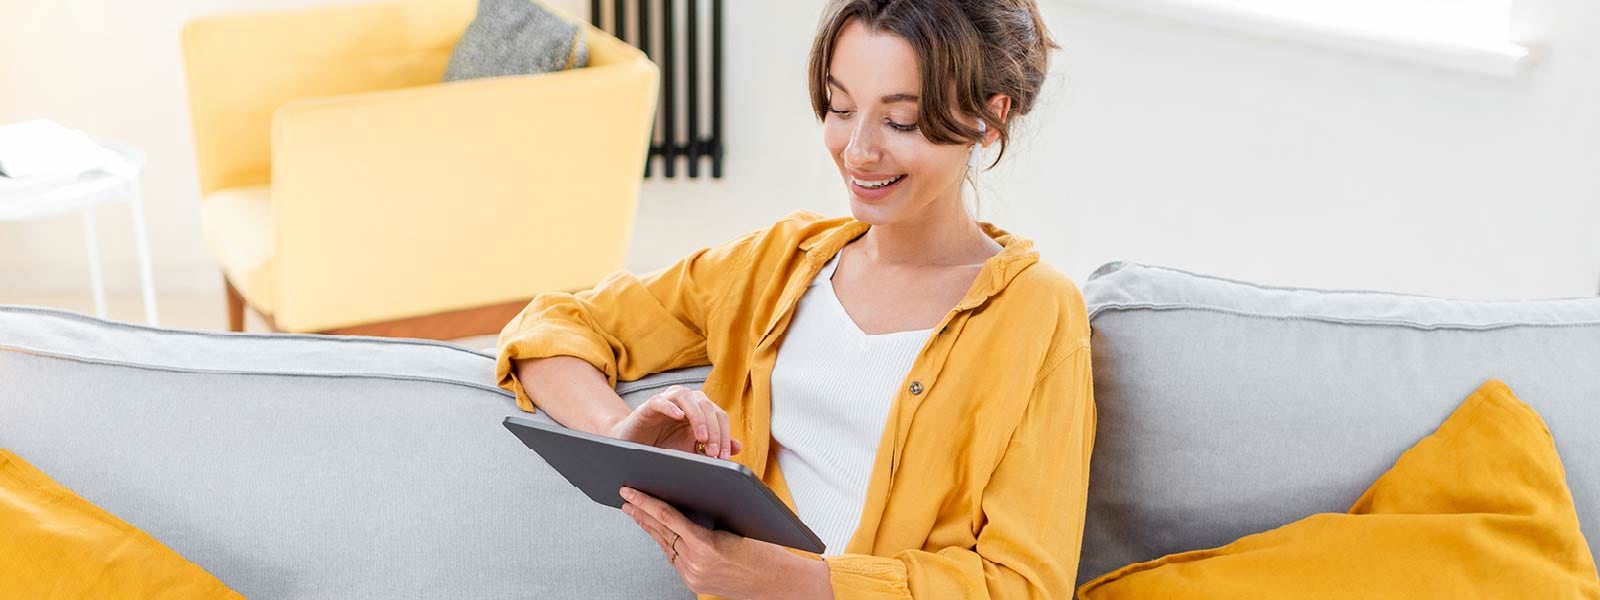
[{"x1": 621, "y1": 486, "x2": 810, "y2": 599}]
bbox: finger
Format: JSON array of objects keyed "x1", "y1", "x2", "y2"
[
  {"x1": 631, "y1": 502, "x2": 672, "y2": 541},
  {"x1": 667, "y1": 387, "x2": 710, "y2": 447},
  {"x1": 633, "y1": 507, "x2": 686, "y2": 566},
  {"x1": 694, "y1": 392, "x2": 722, "y2": 457},
  {"x1": 624, "y1": 502, "x2": 668, "y2": 553},
  {"x1": 648, "y1": 394, "x2": 688, "y2": 423},
  {"x1": 730, "y1": 438, "x2": 743, "y2": 455},
  {"x1": 625, "y1": 502, "x2": 672, "y2": 550},
  {"x1": 715, "y1": 408, "x2": 732, "y2": 460},
  {"x1": 623, "y1": 487, "x2": 703, "y2": 545}
]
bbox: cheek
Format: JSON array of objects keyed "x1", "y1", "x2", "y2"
[
  {"x1": 822, "y1": 119, "x2": 850, "y2": 157},
  {"x1": 888, "y1": 136, "x2": 959, "y2": 180}
]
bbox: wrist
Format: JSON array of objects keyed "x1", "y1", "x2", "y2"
[
  {"x1": 772, "y1": 551, "x2": 833, "y2": 600},
  {"x1": 595, "y1": 407, "x2": 630, "y2": 437}
]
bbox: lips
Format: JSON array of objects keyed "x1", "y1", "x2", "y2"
[
  {"x1": 851, "y1": 174, "x2": 905, "y2": 189},
  {"x1": 848, "y1": 172, "x2": 907, "y2": 200}
]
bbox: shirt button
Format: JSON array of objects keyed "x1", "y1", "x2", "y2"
[{"x1": 909, "y1": 381, "x2": 923, "y2": 395}]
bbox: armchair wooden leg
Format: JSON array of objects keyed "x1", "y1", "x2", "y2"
[{"x1": 224, "y1": 276, "x2": 245, "y2": 332}]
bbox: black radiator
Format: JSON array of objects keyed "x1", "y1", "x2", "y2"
[{"x1": 591, "y1": 0, "x2": 724, "y2": 179}]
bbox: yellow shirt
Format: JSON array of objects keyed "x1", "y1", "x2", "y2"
[{"x1": 496, "y1": 209, "x2": 1095, "y2": 599}]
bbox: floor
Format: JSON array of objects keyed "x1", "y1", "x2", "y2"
[{"x1": 0, "y1": 291, "x2": 500, "y2": 351}]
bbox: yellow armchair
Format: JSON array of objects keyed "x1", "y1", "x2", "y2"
[{"x1": 181, "y1": 0, "x2": 658, "y2": 336}]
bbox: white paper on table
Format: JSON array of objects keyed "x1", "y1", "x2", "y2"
[{"x1": 0, "y1": 119, "x2": 134, "y2": 181}]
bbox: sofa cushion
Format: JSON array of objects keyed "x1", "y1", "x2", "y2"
[
  {"x1": 1077, "y1": 379, "x2": 1600, "y2": 598},
  {"x1": 1079, "y1": 262, "x2": 1600, "y2": 586},
  {"x1": 1, "y1": 449, "x2": 244, "y2": 598},
  {"x1": 200, "y1": 185, "x2": 274, "y2": 314},
  {"x1": 0, "y1": 304, "x2": 706, "y2": 598}
]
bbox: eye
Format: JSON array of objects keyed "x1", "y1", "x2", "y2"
[
  {"x1": 827, "y1": 107, "x2": 855, "y2": 119},
  {"x1": 886, "y1": 120, "x2": 918, "y2": 133}
]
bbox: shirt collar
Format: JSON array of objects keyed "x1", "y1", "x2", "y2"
[{"x1": 798, "y1": 217, "x2": 1040, "y2": 311}]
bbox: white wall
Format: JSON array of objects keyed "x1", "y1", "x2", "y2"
[
  {"x1": 1028, "y1": 0, "x2": 1600, "y2": 299},
  {"x1": 3, "y1": 0, "x2": 1596, "y2": 305},
  {"x1": 0, "y1": 0, "x2": 401, "y2": 295}
]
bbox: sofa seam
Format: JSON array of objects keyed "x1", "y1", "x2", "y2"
[
  {"x1": 1088, "y1": 302, "x2": 1600, "y2": 332},
  {"x1": 0, "y1": 305, "x2": 496, "y2": 359},
  {"x1": 0, "y1": 344, "x2": 513, "y2": 398},
  {"x1": 615, "y1": 370, "x2": 712, "y2": 396},
  {"x1": 1101, "y1": 263, "x2": 1600, "y2": 303}
]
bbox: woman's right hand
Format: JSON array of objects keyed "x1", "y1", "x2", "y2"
[{"x1": 606, "y1": 385, "x2": 741, "y2": 460}]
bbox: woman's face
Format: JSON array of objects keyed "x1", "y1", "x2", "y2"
[{"x1": 822, "y1": 20, "x2": 971, "y2": 225}]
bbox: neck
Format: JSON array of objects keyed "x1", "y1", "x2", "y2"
[{"x1": 856, "y1": 193, "x2": 1000, "y2": 267}]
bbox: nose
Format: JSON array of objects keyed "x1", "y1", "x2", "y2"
[{"x1": 842, "y1": 118, "x2": 881, "y2": 168}]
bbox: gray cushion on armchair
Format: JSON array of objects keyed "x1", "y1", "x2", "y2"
[
  {"x1": 0, "y1": 305, "x2": 704, "y2": 599},
  {"x1": 444, "y1": 0, "x2": 588, "y2": 82},
  {"x1": 1078, "y1": 262, "x2": 1600, "y2": 586}
]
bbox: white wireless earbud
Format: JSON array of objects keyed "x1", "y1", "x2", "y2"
[{"x1": 968, "y1": 120, "x2": 987, "y2": 169}]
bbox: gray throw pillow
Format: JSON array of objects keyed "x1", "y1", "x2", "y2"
[{"x1": 444, "y1": 0, "x2": 589, "y2": 82}]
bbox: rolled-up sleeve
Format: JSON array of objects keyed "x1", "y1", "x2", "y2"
[
  {"x1": 825, "y1": 345, "x2": 1096, "y2": 599},
  {"x1": 494, "y1": 229, "x2": 758, "y2": 413}
]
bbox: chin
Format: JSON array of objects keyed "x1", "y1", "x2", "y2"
[
  {"x1": 844, "y1": 190, "x2": 914, "y2": 226},
  {"x1": 846, "y1": 201, "x2": 891, "y2": 225},
  {"x1": 850, "y1": 202, "x2": 918, "y2": 228}
]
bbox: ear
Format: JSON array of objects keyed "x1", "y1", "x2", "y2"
[{"x1": 981, "y1": 94, "x2": 1013, "y2": 147}]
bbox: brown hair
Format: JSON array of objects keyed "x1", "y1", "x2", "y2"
[{"x1": 808, "y1": 0, "x2": 1059, "y2": 169}]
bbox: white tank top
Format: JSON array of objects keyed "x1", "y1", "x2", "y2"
[{"x1": 769, "y1": 251, "x2": 934, "y2": 557}]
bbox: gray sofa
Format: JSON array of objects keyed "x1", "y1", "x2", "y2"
[
  {"x1": 1077, "y1": 262, "x2": 1599, "y2": 585},
  {"x1": 0, "y1": 305, "x2": 700, "y2": 599},
  {"x1": 2, "y1": 261, "x2": 1597, "y2": 597}
]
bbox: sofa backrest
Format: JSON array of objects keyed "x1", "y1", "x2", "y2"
[
  {"x1": 12, "y1": 257, "x2": 1599, "y2": 595},
  {"x1": 0, "y1": 305, "x2": 703, "y2": 599},
  {"x1": 1079, "y1": 262, "x2": 1600, "y2": 586}
]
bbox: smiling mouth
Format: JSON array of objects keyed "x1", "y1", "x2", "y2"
[{"x1": 851, "y1": 174, "x2": 905, "y2": 189}]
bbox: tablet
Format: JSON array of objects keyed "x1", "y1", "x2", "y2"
[{"x1": 503, "y1": 415, "x2": 826, "y2": 554}]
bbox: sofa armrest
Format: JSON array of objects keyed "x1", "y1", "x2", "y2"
[{"x1": 267, "y1": 51, "x2": 659, "y2": 332}]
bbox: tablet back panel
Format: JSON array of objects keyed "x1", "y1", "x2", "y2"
[{"x1": 504, "y1": 416, "x2": 825, "y2": 554}]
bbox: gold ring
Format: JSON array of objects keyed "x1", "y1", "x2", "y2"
[{"x1": 694, "y1": 441, "x2": 706, "y2": 454}]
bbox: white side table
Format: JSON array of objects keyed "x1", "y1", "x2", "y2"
[{"x1": 0, "y1": 141, "x2": 158, "y2": 325}]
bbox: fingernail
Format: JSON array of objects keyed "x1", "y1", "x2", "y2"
[
  {"x1": 620, "y1": 487, "x2": 633, "y2": 499},
  {"x1": 708, "y1": 442, "x2": 718, "y2": 455}
]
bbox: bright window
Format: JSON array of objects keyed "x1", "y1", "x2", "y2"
[
  {"x1": 1071, "y1": 0, "x2": 1531, "y2": 77},
  {"x1": 1208, "y1": 0, "x2": 1514, "y2": 49}
]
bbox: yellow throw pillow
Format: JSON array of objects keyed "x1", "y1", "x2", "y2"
[
  {"x1": 1078, "y1": 379, "x2": 1600, "y2": 599},
  {"x1": 0, "y1": 449, "x2": 243, "y2": 598}
]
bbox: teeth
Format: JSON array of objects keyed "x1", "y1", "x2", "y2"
[{"x1": 852, "y1": 174, "x2": 904, "y2": 189}]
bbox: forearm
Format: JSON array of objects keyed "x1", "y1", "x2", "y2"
[{"x1": 512, "y1": 355, "x2": 632, "y2": 435}]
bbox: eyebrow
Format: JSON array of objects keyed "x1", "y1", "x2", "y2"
[{"x1": 827, "y1": 75, "x2": 919, "y2": 104}]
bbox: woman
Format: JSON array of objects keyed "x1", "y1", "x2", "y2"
[{"x1": 495, "y1": 0, "x2": 1092, "y2": 597}]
